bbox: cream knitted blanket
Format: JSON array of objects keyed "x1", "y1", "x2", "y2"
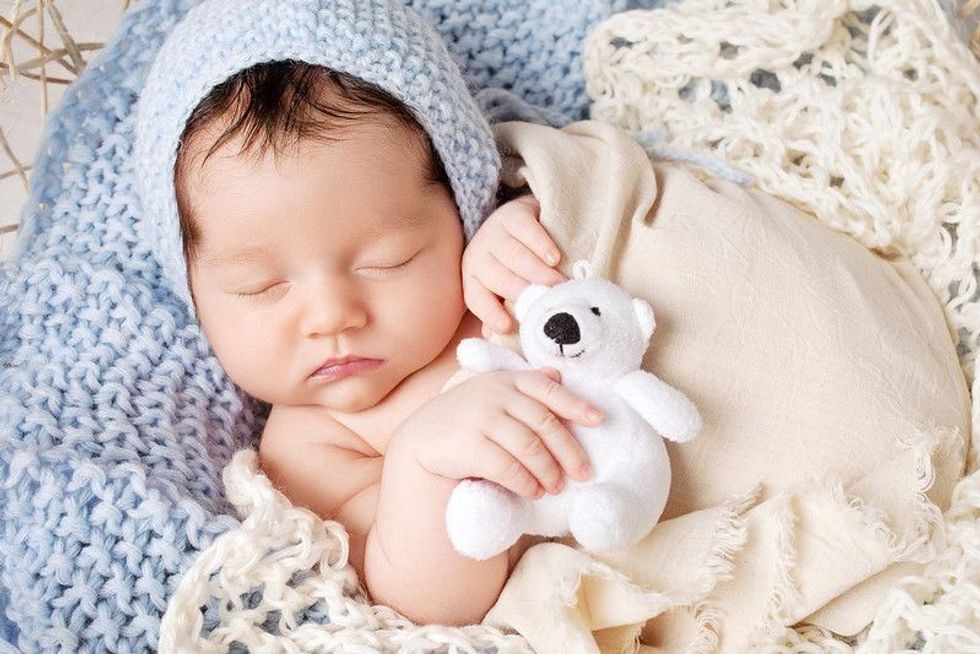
[{"x1": 159, "y1": 1, "x2": 980, "y2": 651}]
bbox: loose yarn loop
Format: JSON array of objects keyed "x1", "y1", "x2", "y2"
[{"x1": 585, "y1": 0, "x2": 980, "y2": 650}]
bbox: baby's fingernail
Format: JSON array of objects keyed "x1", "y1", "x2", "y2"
[
  {"x1": 578, "y1": 462, "x2": 593, "y2": 480},
  {"x1": 586, "y1": 407, "x2": 602, "y2": 423},
  {"x1": 553, "y1": 478, "x2": 565, "y2": 494},
  {"x1": 534, "y1": 486, "x2": 545, "y2": 499},
  {"x1": 547, "y1": 251, "x2": 560, "y2": 266}
]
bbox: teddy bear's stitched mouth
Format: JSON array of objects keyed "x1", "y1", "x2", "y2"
[{"x1": 558, "y1": 345, "x2": 586, "y2": 358}]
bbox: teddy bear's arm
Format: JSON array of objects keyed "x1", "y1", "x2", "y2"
[
  {"x1": 456, "y1": 338, "x2": 531, "y2": 373},
  {"x1": 614, "y1": 370, "x2": 702, "y2": 443}
]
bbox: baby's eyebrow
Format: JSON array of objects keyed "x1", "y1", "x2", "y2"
[
  {"x1": 383, "y1": 210, "x2": 426, "y2": 228},
  {"x1": 200, "y1": 246, "x2": 272, "y2": 267},
  {"x1": 396, "y1": 212, "x2": 425, "y2": 227},
  {"x1": 361, "y1": 211, "x2": 428, "y2": 239}
]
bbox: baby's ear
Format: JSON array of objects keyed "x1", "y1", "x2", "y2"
[
  {"x1": 515, "y1": 284, "x2": 550, "y2": 322},
  {"x1": 633, "y1": 298, "x2": 656, "y2": 340}
]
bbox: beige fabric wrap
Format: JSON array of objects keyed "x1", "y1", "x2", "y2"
[{"x1": 477, "y1": 121, "x2": 970, "y2": 653}]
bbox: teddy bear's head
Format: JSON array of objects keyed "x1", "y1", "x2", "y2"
[{"x1": 515, "y1": 261, "x2": 656, "y2": 381}]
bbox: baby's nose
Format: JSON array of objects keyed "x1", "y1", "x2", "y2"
[
  {"x1": 543, "y1": 312, "x2": 580, "y2": 345},
  {"x1": 302, "y1": 282, "x2": 366, "y2": 338}
]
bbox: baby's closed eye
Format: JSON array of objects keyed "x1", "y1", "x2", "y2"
[
  {"x1": 235, "y1": 280, "x2": 290, "y2": 300},
  {"x1": 355, "y1": 246, "x2": 425, "y2": 278}
]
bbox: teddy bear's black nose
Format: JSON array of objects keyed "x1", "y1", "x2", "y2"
[{"x1": 544, "y1": 312, "x2": 580, "y2": 345}]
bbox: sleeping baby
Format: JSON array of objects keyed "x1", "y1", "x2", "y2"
[
  {"x1": 137, "y1": 0, "x2": 598, "y2": 626},
  {"x1": 135, "y1": 0, "x2": 971, "y2": 647}
]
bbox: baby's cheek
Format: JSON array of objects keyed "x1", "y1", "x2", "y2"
[
  {"x1": 420, "y1": 264, "x2": 464, "y2": 313},
  {"x1": 198, "y1": 300, "x2": 285, "y2": 400},
  {"x1": 386, "y1": 272, "x2": 462, "y2": 346}
]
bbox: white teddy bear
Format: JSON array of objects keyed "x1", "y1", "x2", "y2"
[{"x1": 445, "y1": 261, "x2": 701, "y2": 560}]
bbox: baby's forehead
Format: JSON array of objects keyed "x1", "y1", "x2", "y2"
[
  {"x1": 186, "y1": 114, "x2": 430, "y2": 178},
  {"x1": 185, "y1": 124, "x2": 449, "y2": 257},
  {"x1": 182, "y1": 120, "x2": 436, "y2": 219}
]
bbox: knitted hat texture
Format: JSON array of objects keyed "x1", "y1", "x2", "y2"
[{"x1": 134, "y1": 0, "x2": 500, "y2": 311}]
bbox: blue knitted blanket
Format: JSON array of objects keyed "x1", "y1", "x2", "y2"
[{"x1": 0, "y1": 0, "x2": 665, "y2": 650}]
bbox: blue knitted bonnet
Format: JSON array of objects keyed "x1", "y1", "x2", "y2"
[{"x1": 134, "y1": 0, "x2": 500, "y2": 311}]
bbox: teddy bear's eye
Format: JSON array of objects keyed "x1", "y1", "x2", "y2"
[{"x1": 591, "y1": 307, "x2": 601, "y2": 316}]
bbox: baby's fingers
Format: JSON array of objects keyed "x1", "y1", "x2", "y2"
[
  {"x1": 477, "y1": 257, "x2": 530, "y2": 305},
  {"x1": 515, "y1": 371, "x2": 604, "y2": 430},
  {"x1": 492, "y1": 236, "x2": 565, "y2": 288},
  {"x1": 464, "y1": 276, "x2": 514, "y2": 334},
  {"x1": 501, "y1": 198, "x2": 562, "y2": 269},
  {"x1": 476, "y1": 437, "x2": 545, "y2": 499},
  {"x1": 506, "y1": 393, "x2": 593, "y2": 483},
  {"x1": 488, "y1": 414, "x2": 565, "y2": 494}
]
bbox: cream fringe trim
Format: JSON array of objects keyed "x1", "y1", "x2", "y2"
[{"x1": 689, "y1": 484, "x2": 762, "y2": 653}]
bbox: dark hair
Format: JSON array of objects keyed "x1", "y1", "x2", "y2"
[{"x1": 173, "y1": 60, "x2": 452, "y2": 263}]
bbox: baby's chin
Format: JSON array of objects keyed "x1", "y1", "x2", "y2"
[
  {"x1": 266, "y1": 372, "x2": 401, "y2": 414},
  {"x1": 319, "y1": 385, "x2": 391, "y2": 414}
]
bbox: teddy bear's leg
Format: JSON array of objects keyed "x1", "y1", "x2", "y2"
[
  {"x1": 567, "y1": 483, "x2": 653, "y2": 553},
  {"x1": 446, "y1": 479, "x2": 529, "y2": 560}
]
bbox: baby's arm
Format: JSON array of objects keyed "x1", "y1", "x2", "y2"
[
  {"x1": 364, "y1": 435, "x2": 509, "y2": 625},
  {"x1": 364, "y1": 369, "x2": 600, "y2": 625},
  {"x1": 462, "y1": 194, "x2": 565, "y2": 335}
]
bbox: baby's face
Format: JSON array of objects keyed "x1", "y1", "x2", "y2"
[{"x1": 184, "y1": 120, "x2": 466, "y2": 413}]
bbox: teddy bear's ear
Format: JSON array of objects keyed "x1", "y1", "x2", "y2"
[
  {"x1": 633, "y1": 298, "x2": 656, "y2": 339},
  {"x1": 572, "y1": 260, "x2": 596, "y2": 280},
  {"x1": 515, "y1": 284, "x2": 550, "y2": 321}
]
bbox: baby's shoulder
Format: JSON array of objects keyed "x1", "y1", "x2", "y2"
[
  {"x1": 260, "y1": 404, "x2": 378, "y2": 459},
  {"x1": 257, "y1": 405, "x2": 383, "y2": 528}
]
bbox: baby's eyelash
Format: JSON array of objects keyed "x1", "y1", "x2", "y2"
[
  {"x1": 364, "y1": 252, "x2": 418, "y2": 273},
  {"x1": 236, "y1": 282, "x2": 285, "y2": 299},
  {"x1": 381, "y1": 258, "x2": 413, "y2": 270}
]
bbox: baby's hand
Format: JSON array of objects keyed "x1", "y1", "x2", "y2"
[
  {"x1": 398, "y1": 368, "x2": 599, "y2": 499},
  {"x1": 462, "y1": 194, "x2": 566, "y2": 335}
]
